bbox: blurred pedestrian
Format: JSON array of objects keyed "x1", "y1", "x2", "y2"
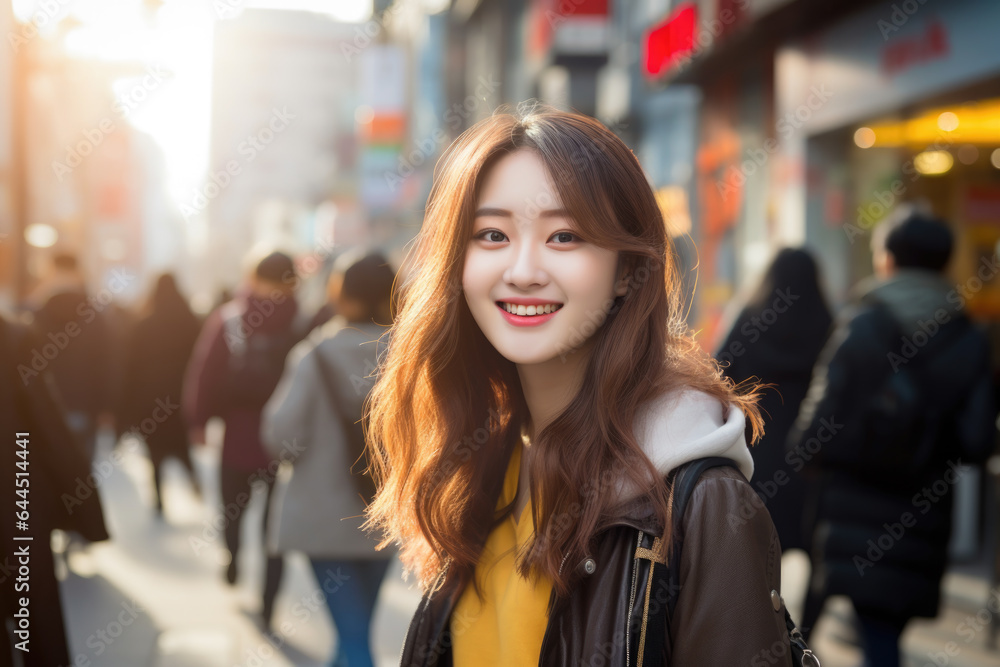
[
  {"x1": 121, "y1": 274, "x2": 202, "y2": 516},
  {"x1": 366, "y1": 105, "x2": 805, "y2": 665},
  {"x1": 715, "y1": 248, "x2": 833, "y2": 552},
  {"x1": 789, "y1": 207, "x2": 996, "y2": 666},
  {"x1": 0, "y1": 311, "x2": 110, "y2": 667},
  {"x1": 183, "y1": 250, "x2": 307, "y2": 629},
  {"x1": 107, "y1": 301, "x2": 139, "y2": 443},
  {"x1": 262, "y1": 249, "x2": 395, "y2": 667},
  {"x1": 29, "y1": 252, "x2": 113, "y2": 460}
]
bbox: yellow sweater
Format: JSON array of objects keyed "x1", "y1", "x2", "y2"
[{"x1": 451, "y1": 438, "x2": 554, "y2": 666}]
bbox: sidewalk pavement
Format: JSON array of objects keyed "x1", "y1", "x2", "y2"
[{"x1": 57, "y1": 429, "x2": 421, "y2": 667}]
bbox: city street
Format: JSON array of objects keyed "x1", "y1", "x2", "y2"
[
  {"x1": 57, "y1": 427, "x2": 421, "y2": 667},
  {"x1": 55, "y1": 429, "x2": 999, "y2": 666},
  {"x1": 2, "y1": 1, "x2": 998, "y2": 666}
]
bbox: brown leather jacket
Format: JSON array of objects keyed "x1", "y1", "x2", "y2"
[{"x1": 400, "y1": 466, "x2": 792, "y2": 666}]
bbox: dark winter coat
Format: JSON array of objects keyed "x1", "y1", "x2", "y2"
[
  {"x1": 31, "y1": 289, "x2": 112, "y2": 420},
  {"x1": 716, "y1": 255, "x2": 832, "y2": 552},
  {"x1": 789, "y1": 269, "x2": 995, "y2": 622},
  {"x1": 121, "y1": 295, "x2": 201, "y2": 459},
  {"x1": 0, "y1": 313, "x2": 111, "y2": 667},
  {"x1": 0, "y1": 314, "x2": 110, "y2": 543}
]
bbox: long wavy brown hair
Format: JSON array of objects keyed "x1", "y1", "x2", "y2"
[{"x1": 363, "y1": 102, "x2": 763, "y2": 597}]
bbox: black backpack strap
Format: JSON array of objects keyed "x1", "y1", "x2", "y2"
[
  {"x1": 664, "y1": 456, "x2": 740, "y2": 619},
  {"x1": 654, "y1": 456, "x2": 821, "y2": 666},
  {"x1": 635, "y1": 457, "x2": 740, "y2": 665}
]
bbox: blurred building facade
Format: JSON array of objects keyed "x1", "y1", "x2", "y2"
[
  {"x1": 433, "y1": 0, "x2": 1000, "y2": 341},
  {"x1": 5, "y1": 0, "x2": 999, "y2": 328},
  {"x1": 643, "y1": 0, "x2": 1000, "y2": 337},
  {"x1": 0, "y1": 0, "x2": 14, "y2": 308},
  {"x1": 205, "y1": 9, "x2": 363, "y2": 294},
  {"x1": 1, "y1": 1, "x2": 199, "y2": 309},
  {"x1": 12, "y1": 24, "x2": 173, "y2": 308}
]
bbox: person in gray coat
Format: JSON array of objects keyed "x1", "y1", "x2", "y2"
[{"x1": 262, "y1": 250, "x2": 395, "y2": 667}]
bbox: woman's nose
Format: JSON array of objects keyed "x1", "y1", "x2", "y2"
[{"x1": 503, "y1": 241, "x2": 547, "y2": 288}]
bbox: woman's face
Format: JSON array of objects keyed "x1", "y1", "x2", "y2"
[{"x1": 462, "y1": 149, "x2": 626, "y2": 366}]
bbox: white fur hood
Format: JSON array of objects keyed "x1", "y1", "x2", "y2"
[{"x1": 620, "y1": 387, "x2": 754, "y2": 502}]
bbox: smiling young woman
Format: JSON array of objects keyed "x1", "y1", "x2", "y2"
[{"x1": 362, "y1": 103, "x2": 796, "y2": 666}]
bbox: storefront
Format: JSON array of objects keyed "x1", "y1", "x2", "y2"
[
  {"x1": 640, "y1": 0, "x2": 786, "y2": 343},
  {"x1": 776, "y1": 0, "x2": 1000, "y2": 315}
]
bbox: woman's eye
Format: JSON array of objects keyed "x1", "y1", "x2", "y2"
[
  {"x1": 551, "y1": 232, "x2": 578, "y2": 244},
  {"x1": 476, "y1": 230, "x2": 507, "y2": 243}
]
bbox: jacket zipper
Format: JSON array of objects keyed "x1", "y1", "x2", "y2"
[
  {"x1": 557, "y1": 551, "x2": 571, "y2": 576},
  {"x1": 625, "y1": 530, "x2": 643, "y2": 667}
]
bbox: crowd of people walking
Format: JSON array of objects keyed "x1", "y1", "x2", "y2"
[
  {"x1": 1, "y1": 247, "x2": 396, "y2": 667},
  {"x1": 1, "y1": 118, "x2": 998, "y2": 667}
]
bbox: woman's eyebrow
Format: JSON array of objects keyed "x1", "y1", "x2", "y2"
[
  {"x1": 473, "y1": 207, "x2": 570, "y2": 219},
  {"x1": 474, "y1": 207, "x2": 512, "y2": 218}
]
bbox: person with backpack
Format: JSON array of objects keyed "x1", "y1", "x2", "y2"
[
  {"x1": 362, "y1": 104, "x2": 815, "y2": 665},
  {"x1": 789, "y1": 207, "x2": 996, "y2": 666},
  {"x1": 183, "y1": 250, "x2": 306, "y2": 629},
  {"x1": 261, "y1": 249, "x2": 395, "y2": 667}
]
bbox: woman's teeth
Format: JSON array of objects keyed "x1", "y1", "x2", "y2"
[{"x1": 500, "y1": 302, "x2": 562, "y2": 316}]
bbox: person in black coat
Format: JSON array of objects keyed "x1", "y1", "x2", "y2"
[
  {"x1": 0, "y1": 312, "x2": 110, "y2": 667},
  {"x1": 715, "y1": 248, "x2": 833, "y2": 553},
  {"x1": 121, "y1": 274, "x2": 202, "y2": 515},
  {"x1": 789, "y1": 209, "x2": 996, "y2": 667},
  {"x1": 29, "y1": 253, "x2": 113, "y2": 461}
]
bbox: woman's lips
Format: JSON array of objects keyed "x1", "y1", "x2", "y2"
[{"x1": 495, "y1": 302, "x2": 561, "y2": 327}]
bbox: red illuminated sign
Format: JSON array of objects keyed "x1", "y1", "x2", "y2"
[
  {"x1": 644, "y1": 3, "x2": 697, "y2": 79},
  {"x1": 882, "y1": 20, "x2": 949, "y2": 76}
]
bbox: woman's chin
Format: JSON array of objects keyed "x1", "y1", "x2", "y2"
[{"x1": 491, "y1": 343, "x2": 580, "y2": 367}]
